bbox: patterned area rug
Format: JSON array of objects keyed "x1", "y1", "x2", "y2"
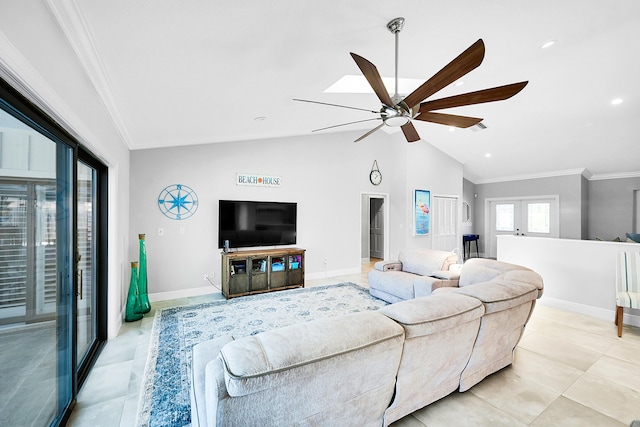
[{"x1": 136, "y1": 282, "x2": 388, "y2": 427}]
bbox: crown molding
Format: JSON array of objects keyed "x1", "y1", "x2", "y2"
[
  {"x1": 589, "y1": 171, "x2": 640, "y2": 181},
  {"x1": 472, "y1": 168, "x2": 590, "y2": 185},
  {"x1": 0, "y1": 30, "x2": 113, "y2": 163},
  {"x1": 45, "y1": 0, "x2": 133, "y2": 149}
]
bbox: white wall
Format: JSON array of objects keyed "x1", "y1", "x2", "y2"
[
  {"x1": 129, "y1": 129, "x2": 464, "y2": 299},
  {"x1": 1, "y1": 5, "x2": 132, "y2": 338},
  {"x1": 498, "y1": 235, "x2": 640, "y2": 328}
]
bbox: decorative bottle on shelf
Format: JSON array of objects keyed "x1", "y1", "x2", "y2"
[
  {"x1": 135, "y1": 233, "x2": 151, "y2": 314},
  {"x1": 125, "y1": 261, "x2": 143, "y2": 322}
]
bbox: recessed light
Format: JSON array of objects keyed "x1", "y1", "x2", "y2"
[
  {"x1": 254, "y1": 116, "x2": 266, "y2": 121},
  {"x1": 449, "y1": 127, "x2": 456, "y2": 132},
  {"x1": 611, "y1": 98, "x2": 623, "y2": 105},
  {"x1": 485, "y1": 153, "x2": 491, "y2": 158},
  {"x1": 541, "y1": 40, "x2": 556, "y2": 49},
  {"x1": 454, "y1": 80, "x2": 464, "y2": 87}
]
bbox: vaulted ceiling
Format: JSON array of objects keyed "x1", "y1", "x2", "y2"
[{"x1": 3, "y1": 1, "x2": 640, "y2": 183}]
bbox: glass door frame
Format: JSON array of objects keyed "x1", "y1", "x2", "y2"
[
  {"x1": 1, "y1": 77, "x2": 108, "y2": 426},
  {"x1": 75, "y1": 147, "x2": 108, "y2": 387}
]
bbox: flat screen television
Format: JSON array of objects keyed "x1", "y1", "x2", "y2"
[{"x1": 218, "y1": 200, "x2": 297, "y2": 249}]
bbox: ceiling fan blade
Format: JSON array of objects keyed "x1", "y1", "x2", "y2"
[
  {"x1": 401, "y1": 122, "x2": 420, "y2": 142},
  {"x1": 293, "y1": 98, "x2": 378, "y2": 114},
  {"x1": 414, "y1": 111, "x2": 483, "y2": 128},
  {"x1": 312, "y1": 118, "x2": 382, "y2": 133},
  {"x1": 354, "y1": 123, "x2": 385, "y2": 143},
  {"x1": 350, "y1": 53, "x2": 394, "y2": 107},
  {"x1": 419, "y1": 81, "x2": 528, "y2": 112},
  {"x1": 403, "y1": 39, "x2": 486, "y2": 108}
]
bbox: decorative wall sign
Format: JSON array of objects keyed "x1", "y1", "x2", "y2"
[
  {"x1": 414, "y1": 189, "x2": 431, "y2": 235},
  {"x1": 157, "y1": 184, "x2": 199, "y2": 220},
  {"x1": 236, "y1": 173, "x2": 282, "y2": 187}
]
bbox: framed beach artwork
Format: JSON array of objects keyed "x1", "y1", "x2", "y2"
[{"x1": 414, "y1": 189, "x2": 431, "y2": 235}]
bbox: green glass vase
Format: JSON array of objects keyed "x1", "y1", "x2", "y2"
[
  {"x1": 125, "y1": 261, "x2": 143, "y2": 322},
  {"x1": 135, "y1": 233, "x2": 151, "y2": 314}
]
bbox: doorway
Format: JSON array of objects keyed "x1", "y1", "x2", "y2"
[
  {"x1": 361, "y1": 193, "x2": 389, "y2": 263},
  {"x1": 486, "y1": 196, "x2": 559, "y2": 258}
]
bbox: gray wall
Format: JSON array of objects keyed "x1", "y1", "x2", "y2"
[
  {"x1": 461, "y1": 178, "x2": 476, "y2": 236},
  {"x1": 129, "y1": 129, "x2": 463, "y2": 296},
  {"x1": 588, "y1": 176, "x2": 640, "y2": 240}
]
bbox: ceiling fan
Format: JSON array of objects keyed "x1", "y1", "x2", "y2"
[{"x1": 294, "y1": 17, "x2": 528, "y2": 143}]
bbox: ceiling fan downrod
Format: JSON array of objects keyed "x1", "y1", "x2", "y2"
[{"x1": 387, "y1": 17, "x2": 404, "y2": 98}]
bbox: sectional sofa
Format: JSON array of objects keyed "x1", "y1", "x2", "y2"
[{"x1": 190, "y1": 258, "x2": 544, "y2": 427}]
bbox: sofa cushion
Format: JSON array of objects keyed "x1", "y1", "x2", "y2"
[
  {"x1": 458, "y1": 258, "x2": 527, "y2": 287},
  {"x1": 368, "y1": 270, "x2": 417, "y2": 300},
  {"x1": 378, "y1": 293, "x2": 484, "y2": 339},
  {"x1": 448, "y1": 280, "x2": 538, "y2": 314},
  {"x1": 399, "y1": 248, "x2": 454, "y2": 276},
  {"x1": 219, "y1": 311, "x2": 404, "y2": 397}
]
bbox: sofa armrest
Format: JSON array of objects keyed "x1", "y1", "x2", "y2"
[{"x1": 374, "y1": 260, "x2": 402, "y2": 272}]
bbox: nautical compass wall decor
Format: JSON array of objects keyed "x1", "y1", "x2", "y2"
[{"x1": 157, "y1": 184, "x2": 199, "y2": 220}]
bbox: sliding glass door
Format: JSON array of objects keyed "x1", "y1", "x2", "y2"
[{"x1": 1, "y1": 80, "x2": 106, "y2": 426}]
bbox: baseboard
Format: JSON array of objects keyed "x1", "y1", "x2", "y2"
[
  {"x1": 306, "y1": 267, "x2": 361, "y2": 281},
  {"x1": 539, "y1": 296, "x2": 640, "y2": 328},
  {"x1": 149, "y1": 285, "x2": 220, "y2": 302}
]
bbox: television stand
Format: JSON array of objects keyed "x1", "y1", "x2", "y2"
[{"x1": 221, "y1": 248, "x2": 305, "y2": 299}]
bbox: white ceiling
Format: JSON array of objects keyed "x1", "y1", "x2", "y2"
[{"x1": 24, "y1": 1, "x2": 640, "y2": 182}]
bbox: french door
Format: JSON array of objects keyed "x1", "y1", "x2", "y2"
[
  {"x1": 487, "y1": 196, "x2": 559, "y2": 258},
  {"x1": 0, "y1": 80, "x2": 106, "y2": 426}
]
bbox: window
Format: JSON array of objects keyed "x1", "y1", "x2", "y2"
[
  {"x1": 495, "y1": 203, "x2": 515, "y2": 232},
  {"x1": 527, "y1": 203, "x2": 550, "y2": 234}
]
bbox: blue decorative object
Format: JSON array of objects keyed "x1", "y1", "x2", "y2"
[
  {"x1": 124, "y1": 262, "x2": 143, "y2": 322},
  {"x1": 414, "y1": 189, "x2": 431, "y2": 235},
  {"x1": 157, "y1": 184, "x2": 199, "y2": 220},
  {"x1": 135, "y1": 234, "x2": 151, "y2": 314}
]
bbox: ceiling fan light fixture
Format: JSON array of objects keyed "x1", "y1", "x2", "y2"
[{"x1": 384, "y1": 115, "x2": 410, "y2": 127}]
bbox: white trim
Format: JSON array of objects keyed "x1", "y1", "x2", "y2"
[
  {"x1": 470, "y1": 168, "x2": 640, "y2": 184},
  {"x1": 589, "y1": 171, "x2": 640, "y2": 181},
  {"x1": 473, "y1": 168, "x2": 589, "y2": 185},
  {"x1": 539, "y1": 296, "x2": 640, "y2": 328},
  {"x1": 149, "y1": 286, "x2": 220, "y2": 302},
  {"x1": 45, "y1": 0, "x2": 134, "y2": 150},
  {"x1": 306, "y1": 267, "x2": 361, "y2": 281},
  {"x1": 361, "y1": 191, "x2": 390, "y2": 262}
]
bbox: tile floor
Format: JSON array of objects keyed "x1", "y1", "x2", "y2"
[{"x1": 67, "y1": 263, "x2": 640, "y2": 427}]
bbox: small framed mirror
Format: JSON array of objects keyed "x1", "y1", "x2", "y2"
[{"x1": 462, "y1": 201, "x2": 471, "y2": 223}]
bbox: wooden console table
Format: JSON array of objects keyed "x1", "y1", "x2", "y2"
[{"x1": 221, "y1": 248, "x2": 305, "y2": 299}]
